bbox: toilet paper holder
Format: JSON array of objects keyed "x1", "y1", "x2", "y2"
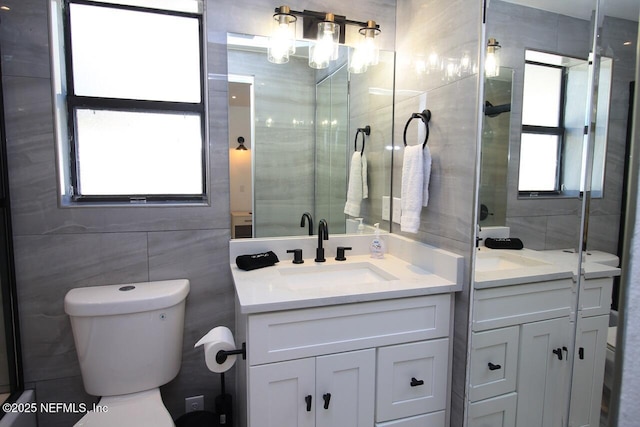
[{"x1": 215, "y1": 342, "x2": 246, "y2": 365}]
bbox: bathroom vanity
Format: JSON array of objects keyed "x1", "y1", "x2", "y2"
[
  {"x1": 230, "y1": 234, "x2": 463, "y2": 427},
  {"x1": 468, "y1": 248, "x2": 619, "y2": 427}
]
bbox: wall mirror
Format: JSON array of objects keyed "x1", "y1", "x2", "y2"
[
  {"x1": 472, "y1": 0, "x2": 637, "y2": 426},
  {"x1": 478, "y1": 0, "x2": 632, "y2": 254},
  {"x1": 227, "y1": 33, "x2": 395, "y2": 239}
]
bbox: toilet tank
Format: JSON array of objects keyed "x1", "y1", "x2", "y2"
[{"x1": 64, "y1": 279, "x2": 190, "y2": 397}]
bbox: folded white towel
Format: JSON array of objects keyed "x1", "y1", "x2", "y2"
[
  {"x1": 400, "y1": 145, "x2": 432, "y2": 233},
  {"x1": 344, "y1": 152, "x2": 368, "y2": 217}
]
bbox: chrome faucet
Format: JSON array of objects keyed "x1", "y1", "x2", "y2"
[
  {"x1": 315, "y1": 219, "x2": 329, "y2": 262},
  {"x1": 300, "y1": 212, "x2": 314, "y2": 236}
]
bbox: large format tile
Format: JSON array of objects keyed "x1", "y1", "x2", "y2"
[
  {"x1": 14, "y1": 233, "x2": 149, "y2": 383},
  {"x1": 0, "y1": 0, "x2": 51, "y2": 78},
  {"x1": 392, "y1": 77, "x2": 477, "y2": 246},
  {"x1": 148, "y1": 229, "x2": 235, "y2": 419}
]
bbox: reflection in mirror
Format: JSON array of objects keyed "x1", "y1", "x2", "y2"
[
  {"x1": 474, "y1": 1, "x2": 637, "y2": 426},
  {"x1": 479, "y1": 66, "x2": 513, "y2": 226},
  {"x1": 227, "y1": 33, "x2": 394, "y2": 239},
  {"x1": 517, "y1": 50, "x2": 613, "y2": 198},
  {"x1": 481, "y1": 0, "x2": 609, "y2": 252}
]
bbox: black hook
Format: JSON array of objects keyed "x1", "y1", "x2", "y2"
[
  {"x1": 354, "y1": 125, "x2": 370, "y2": 156},
  {"x1": 403, "y1": 109, "x2": 431, "y2": 149}
]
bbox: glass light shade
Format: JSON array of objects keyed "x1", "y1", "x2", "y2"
[
  {"x1": 485, "y1": 38, "x2": 501, "y2": 78},
  {"x1": 309, "y1": 19, "x2": 339, "y2": 69},
  {"x1": 267, "y1": 9, "x2": 296, "y2": 64},
  {"x1": 348, "y1": 45, "x2": 368, "y2": 74},
  {"x1": 358, "y1": 22, "x2": 380, "y2": 67}
]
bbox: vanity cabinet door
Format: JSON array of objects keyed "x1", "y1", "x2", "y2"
[
  {"x1": 376, "y1": 339, "x2": 449, "y2": 422},
  {"x1": 468, "y1": 393, "x2": 517, "y2": 427},
  {"x1": 249, "y1": 358, "x2": 315, "y2": 427},
  {"x1": 578, "y1": 278, "x2": 613, "y2": 318},
  {"x1": 569, "y1": 314, "x2": 609, "y2": 427},
  {"x1": 469, "y1": 326, "x2": 519, "y2": 402},
  {"x1": 516, "y1": 317, "x2": 571, "y2": 427},
  {"x1": 316, "y1": 349, "x2": 375, "y2": 427}
]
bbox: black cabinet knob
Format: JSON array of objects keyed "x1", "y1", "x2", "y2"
[
  {"x1": 488, "y1": 362, "x2": 502, "y2": 371},
  {"x1": 323, "y1": 393, "x2": 331, "y2": 409},
  {"x1": 305, "y1": 395, "x2": 312, "y2": 412},
  {"x1": 287, "y1": 249, "x2": 304, "y2": 264},
  {"x1": 335, "y1": 246, "x2": 352, "y2": 261},
  {"x1": 410, "y1": 377, "x2": 424, "y2": 387}
]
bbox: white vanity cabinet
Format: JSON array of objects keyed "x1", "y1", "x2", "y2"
[
  {"x1": 568, "y1": 272, "x2": 614, "y2": 427},
  {"x1": 469, "y1": 278, "x2": 574, "y2": 427},
  {"x1": 249, "y1": 349, "x2": 375, "y2": 427},
  {"x1": 568, "y1": 314, "x2": 609, "y2": 427},
  {"x1": 237, "y1": 294, "x2": 454, "y2": 427},
  {"x1": 469, "y1": 256, "x2": 619, "y2": 427}
]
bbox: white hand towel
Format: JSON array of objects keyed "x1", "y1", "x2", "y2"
[
  {"x1": 423, "y1": 145, "x2": 432, "y2": 207},
  {"x1": 400, "y1": 145, "x2": 431, "y2": 233},
  {"x1": 344, "y1": 152, "x2": 368, "y2": 217}
]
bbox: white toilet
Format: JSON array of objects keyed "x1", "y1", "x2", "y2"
[{"x1": 64, "y1": 279, "x2": 190, "y2": 427}]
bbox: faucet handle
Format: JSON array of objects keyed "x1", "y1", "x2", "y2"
[
  {"x1": 335, "y1": 246, "x2": 352, "y2": 261},
  {"x1": 287, "y1": 249, "x2": 304, "y2": 264}
]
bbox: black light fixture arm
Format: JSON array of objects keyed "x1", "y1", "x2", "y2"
[{"x1": 274, "y1": 6, "x2": 380, "y2": 32}]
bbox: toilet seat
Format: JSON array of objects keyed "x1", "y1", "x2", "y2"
[{"x1": 74, "y1": 388, "x2": 174, "y2": 427}]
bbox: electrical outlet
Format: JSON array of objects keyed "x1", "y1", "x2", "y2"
[
  {"x1": 382, "y1": 196, "x2": 390, "y2": 221},
  {"x1": 185, "y1": 395, "x2": 204, "y2": 413}
]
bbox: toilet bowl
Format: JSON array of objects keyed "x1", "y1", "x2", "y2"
[
  {"x1": 64, "y1": 279, "x2": 190, "y2": 426},
  {"x1": 75, "y1": 389, "x2": 173, "y2": 427}
]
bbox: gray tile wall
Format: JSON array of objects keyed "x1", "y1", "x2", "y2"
[
  {"x1": 393, "y1": 1, "x2": 482, "y2": 425},
  {"x1": 0, "y1": 0, "x2": 397, "y2": 426}
]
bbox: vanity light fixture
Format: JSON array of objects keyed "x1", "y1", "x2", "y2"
[
  {"x1": 236, "y1": 136, "x2": 248, "y2": 151},
  {"x1": 348, "y1": 20, "x2": 380, "y2": 74},
  {"x1": 309, "y1": 13, "x2": 340, "y2": 69},
  {"x1": 485, "y1": 38, "x2": 501, "y2": 78},
  {"x1": 268, "y1": 5, "x2": 381, "y2": 71},
  {"x1": 268, "y1": 5, "x2": 297, "y2": 64}
]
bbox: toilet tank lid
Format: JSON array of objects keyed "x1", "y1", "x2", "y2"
[{"x1": 64, "y1": 279, "x2": 190, "y2": 317}]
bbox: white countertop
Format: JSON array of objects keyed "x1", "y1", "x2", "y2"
[
  {"x1": 232, "y1": 254, "x2": 460, "y2": 314},
  {"x1": 230, "y1": 234, "x2": 464, "y2": 314},
  {"x1": 473, "y1": 247, "x2": 620, "y2": 289}
]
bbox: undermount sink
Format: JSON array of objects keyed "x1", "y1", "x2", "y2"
[
  {"x1": 278, "y1": 262, "x2": 398, "y2": 289},
  {"x1": 475, "y1": 251, "x2": 551, "y2": 272}
]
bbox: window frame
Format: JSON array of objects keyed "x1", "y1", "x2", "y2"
[
  {"x1": 62, "y1": 0, "x2": 208, "y2": 204},
  {"x1": 518, "y1": 60, "x2": 567, "y2": 197}
]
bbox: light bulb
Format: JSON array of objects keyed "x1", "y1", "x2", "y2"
[
  {"x1": 268, "y1": 7, "x2": 296, "y2": 64},
  {"x1": 485, "y1": 38, "x2": 501, "y2": 78},
  {"x1": 309, "y1": 15, "x2": 339, "y2": 69}
]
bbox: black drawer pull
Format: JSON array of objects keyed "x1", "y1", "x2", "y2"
[
  {"x1": 305, "y1": 395, "x2": 312, "y2": 412},
  {"x1": 488, "y1": 362, "x2": 502, "y2": 371},
  {"x1": 553, "y1": 348, "x2": 563, "y2": 360},
  {"x1": 410, "y1": 377, "x2": 424, "y2": 387},
  {"x1": 323, "y1": 393, "x2": 331, "y2": 409},
  {"x1": 579, "y1": 347, "x2": 584, "y2": 360}
]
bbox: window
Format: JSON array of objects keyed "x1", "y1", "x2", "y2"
[
  {"x1": 518, "y1": 61, "x2": 566, "y2": 194},
  {"x1": 54, "y1": 0, "x2": 206, "y2": 203}
]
